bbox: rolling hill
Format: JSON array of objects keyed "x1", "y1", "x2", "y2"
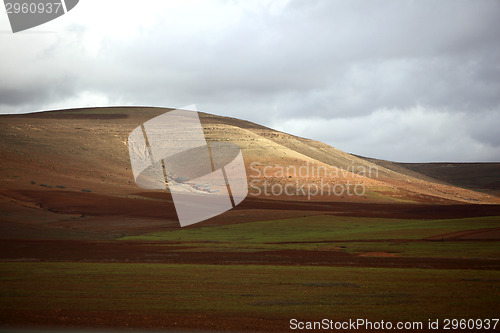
[{"x1": 0, "y1": 106, "x2": 499, "y2": 238}]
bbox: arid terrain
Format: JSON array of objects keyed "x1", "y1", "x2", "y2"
[{"x1": 0, "y1": 107, "x2": 499, "y2": 332}]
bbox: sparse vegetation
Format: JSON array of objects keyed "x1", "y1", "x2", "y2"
[
  {"x1": 1, "y1": 107, "x2": 499, "y2": 330},
  {"x1": 122, "y1": 215, "x2": 500, "y2": 241},
  {"x1": 1, "y1": 262, "x2": 498, "y2": 324}
]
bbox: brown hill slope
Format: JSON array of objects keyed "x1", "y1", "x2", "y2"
[{"x1": 0, "y1": 107, "x2": 499, "y2": 238}]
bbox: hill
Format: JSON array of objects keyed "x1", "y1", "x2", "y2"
[{"x1": 0, "y1": 107, "x2": 499, "y2": 238}]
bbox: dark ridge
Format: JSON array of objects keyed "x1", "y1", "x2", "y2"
[{"x1": 13, "y1": 113, "x2": 129, "y2": 119}]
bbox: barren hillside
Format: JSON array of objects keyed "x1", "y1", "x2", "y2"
[{"x1": 0, "y1": 107, "x2": 498, "y2": 238}]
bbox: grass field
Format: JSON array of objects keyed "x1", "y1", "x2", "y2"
[
  {"x1": 121, "y1": 215, "x2": 500, "y2": 258},
  {"x1": 1, "y1": 262, "x2": 499, "y2": 325},
  {"x1": 2, "y1": 213, "x2": 499, "y2": 330},
  {"x1": 122, "y1": 215, "x2": 500, "y2": 242}
]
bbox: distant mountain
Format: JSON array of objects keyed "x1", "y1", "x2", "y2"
[{"x1": 356, "y1": 156, "x2": 500, "y2": 198}]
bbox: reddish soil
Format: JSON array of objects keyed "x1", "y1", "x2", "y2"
[
  {"x1": 0, "y1": 309, "x2": 291, "y2": 332},
  {"x1": 1, "y1": 185, "x2": 499, "y2": 244},
  {"x1": 1, "y1": 239, "x2": 499, "y2": 270},
  {"x1": 426, "y1": 227, "x2": 500, "y2": 241},
  {"x1": 237, "y1": 196, "x2": 500, "y2": 219},
  {"x1": 358, "y1": 252, "x2": 400, "y2": 257},
  {"x1": 2, "y1": 188, "x2": 500, "y2": 240}
]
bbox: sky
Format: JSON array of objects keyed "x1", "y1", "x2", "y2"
[{"x1": 1, "y1": 0, "x2": 499, "y2": 163}]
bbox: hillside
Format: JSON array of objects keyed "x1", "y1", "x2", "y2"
[
  {"x1": 0, "y1": 107, "x2": 499, "y2": 238},
  {"x1": 399, "y1": 163, "x2": 500, "y2": 196},
  {"x1": 357, "y1": 155, "x2": 500, "y2": 197}
]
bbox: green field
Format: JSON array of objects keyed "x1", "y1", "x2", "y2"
[
  {"x1": 1, "y1": 262, "x2": 499, "y2": 322},
  {"x1": 2, "y1": 215, "x2": 499, "y2": 330},
  {"x1": 122, "y1": 215, "x2": 500, "y2": 242},
  {"x1": 121, "y1": 215, "x2": 500, "y2": 258}
]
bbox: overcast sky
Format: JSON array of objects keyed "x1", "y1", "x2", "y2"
[{"x1": 1, "y1": 0, "x2": 499, "y2": 162}]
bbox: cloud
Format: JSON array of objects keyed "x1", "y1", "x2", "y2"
[
  {"x1": 272, "y1": 105, "x2": 500, "y2": 162},
  {"x1": 0, "y1": 0, "x2": 499, "y2": 162}
]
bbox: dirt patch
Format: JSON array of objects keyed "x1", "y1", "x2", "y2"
[
  {"x1": 426, "y1": 227, "x2": 500, "y2": 241},
  {"x1": 2, "y1": 188, "x2": 500, "y2": 240},
  {"x1": 359, "y1": 252, "x2": 400, "y2": 257},
  {"x1": 1, "y1": 240, "x2": 498, "y2": 270},
  {"x1": 0, "y1": 309, "x2": 289, "y2": 332}
]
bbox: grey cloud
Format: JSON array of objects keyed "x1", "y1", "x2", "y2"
[
  {"x1": 273, "y1": 107, "x2": 500, "y2": 162},
  {"x1": 0, "y1": 0, "x2": 499, "y2": 162}
]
